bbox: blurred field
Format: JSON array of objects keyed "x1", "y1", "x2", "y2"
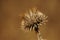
[{"x1": 0, "y1": 0, "x2": 60, "y2": 40}]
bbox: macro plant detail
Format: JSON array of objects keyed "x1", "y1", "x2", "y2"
[{"x1": 21, "y1": 7, "x2": 48, "y2": 40}]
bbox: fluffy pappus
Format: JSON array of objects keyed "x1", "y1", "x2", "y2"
[{"x1": 21, "y1": 7, "x2": 48, "y2": 33}]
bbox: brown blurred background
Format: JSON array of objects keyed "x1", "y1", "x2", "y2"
[{"x1": 0, "y1": 0, "x2": 60, "y2": 40}]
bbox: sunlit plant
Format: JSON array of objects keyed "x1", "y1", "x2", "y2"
[{"x1": 21, "y1": 7, "x2": 48, "y2": 40}]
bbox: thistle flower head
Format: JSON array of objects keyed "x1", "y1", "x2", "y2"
[{"x1": 21, "y1": 7, "x2": 48, "y2": 32}]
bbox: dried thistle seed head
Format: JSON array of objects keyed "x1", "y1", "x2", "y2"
[{"x1": 21, "y1": 7, "x2": 48, "y2": 32}]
